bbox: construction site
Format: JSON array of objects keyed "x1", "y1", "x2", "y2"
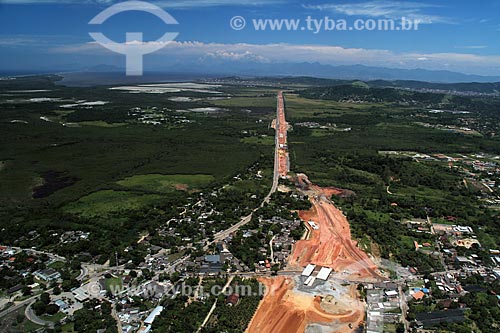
[
  {"x1": 248, "y1": 92, "x2": 383, "y2": 333},
  {"x1": 289, "y1": 174, "x2": 381, "y2": 281},
  {"x1": 247, "y1": 276, "x2": 365, "y2": 333},
  {"x1": 275, "y1": 90, "x2": 290, "y2": 178}
]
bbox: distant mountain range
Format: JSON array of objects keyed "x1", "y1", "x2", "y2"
[
  {"x1": 4, "y1": 60, "x2": 500, "y2": 84},
  {"x1": 244, "y1": 76, "x2": 500, "y2": 94},
  {"x1": 5, "y1": 61, "x2": 500, "y2": 84},
  {"x1": 165, "y1": 62, "x2": 500, "y2": 83}
]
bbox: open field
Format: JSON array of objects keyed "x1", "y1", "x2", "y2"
[
  {"x1": 284, "y1": 93, "x2": 399, "y2": 119},
  {"x1": 117, "y1": 174, "x2": 215, "y2": 193},
  {"x1": 105, "y1": 277, "x2": 123, "y2": 292},
  {"x1": 240, "y1": 136, "x2": 274, "y2": 146},
  {"x1": 62, "y1": 190, "x2": 164, "y2": 218}
]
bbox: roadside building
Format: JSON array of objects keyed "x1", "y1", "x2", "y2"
[
  {"x1": 144, "y1": 306, "x2": 163, "y2": 325},
  {"x1": 34, "y1": 268, "x2": 61, "y2": 282}
]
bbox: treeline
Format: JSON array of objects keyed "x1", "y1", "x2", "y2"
[
  {"x1": 299, "y1": 85, "x2": 444, "y2": 105},
  {"x1": 202, "y1": 278, "x2": 262, "y2": 333},
  {"x1": 73, "y1": 300, "x2": 118, "y2": 333},
  {"x1": 298, "y1": 85, "x2": 500, "y2": 115}
]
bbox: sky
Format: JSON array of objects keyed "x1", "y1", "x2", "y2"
[{"x1": 1, "y1": 0, "x2": 500, "y2": 76}]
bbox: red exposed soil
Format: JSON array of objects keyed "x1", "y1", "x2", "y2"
[
  {"x1": 288, "y1": 175, "x2": 380, "y2": 280},
  {"x1": 246, "y1": 277, "x2": 363, "y2": 333},
  {"x1": 174, "y1": 183, "x2": 188, "y2": 191},
  {"x1": 277, "y1": 91, "x2": 290, "y2": 178}
]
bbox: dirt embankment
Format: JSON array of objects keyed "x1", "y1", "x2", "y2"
[
  {"x1": 246, "y1": 277, "x2": 363, "y2": 333},
  {"x1": 289, "y1": 175, "x2": 381, "y2": 280}
]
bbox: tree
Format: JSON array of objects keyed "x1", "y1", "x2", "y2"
[
  {"x1": 22, "y1": 286, "x2": 32, "y2": 296},
  {"x1": 40, "y1": 292, "x2": 50, "y2": 305},
  {"x1": 33, "y1": 301, "x2": 47, "y2": 316},
  {"x1": 46, "y1": 303, "x2": 60, "y2": 316}
]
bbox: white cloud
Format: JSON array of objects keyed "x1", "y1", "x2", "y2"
[
  {"x1": 204, "y1": 50, "x2": 270, "y2": 62},
  {"x1": 0, "y1": 35, "x2": 78, "y2": 47},
  {"x1": 304, "y1": 1, "x2": 452, "y2": 24},
  {"x1": 50, "y1": 40, "x2": 500, "y2": 75},
  {"x1": 455, "y1": 45, "x2": 488, "y2": 49},
  {"x1": 0, "y1": 37, "x2": 38, "y2": 46}
]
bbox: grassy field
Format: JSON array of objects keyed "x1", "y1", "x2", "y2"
[
  {"x1": 284, "y1": 93, "x2": 392, "y2": 119},
  {"x1": 41, "y1": 312, "x2": 66, "y2": 323},
  {"x1": 117, "y1": 174, "x2": 215, "y2": 193},
  {"x1": 209, "y1": 96, "x2": 277, "y2": 108},
  {"x1": 48, "y1": 260, "x2": 66, "y2": 270},
  {"x1": 62, "y1": 190, "x2": 164, "y2": 217},
  {"x1": 61, "y1": 322, "x2": 76, "y2": 332},
  {"x1": 105, "y1": 277, "x2": 123, "y2": 293}
]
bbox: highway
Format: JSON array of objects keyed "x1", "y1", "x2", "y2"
[
  {"x1": 206, "y1": 91, "x2": 284, "y2": 247},
  {"x1": 0, "y1": 295, "x2": 39, "y2": 319}
]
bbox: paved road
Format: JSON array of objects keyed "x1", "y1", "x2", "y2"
[
  {"x1": 25, "y1": 300, "x2": 54, "y2": 329},
  {"x1": 205, "y1": 91, "x2": 283, "y2": 247},
  {"x1": 398, "y1": 285, "x2": 410, "y2": 332},
  {"x1": 0, "y1": 294, "x2": 39, "y2": 319},
  {"x1": 11, "y1": 247, "x2": 66, "y2": 262},
  {"x1": 77, "y1": 265, "x2": 89, "y2": 281}
]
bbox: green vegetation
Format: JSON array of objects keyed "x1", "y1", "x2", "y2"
[
  {"x1": 117, "y1": 174, "x2": 215, "y2": 193},
  {"x1": 240, "y1": 136, "x2": 274, "y2": 145},
  {"x1": 287, "y1": 88, "x2": 500, "y2": 273},
  {"x1": 72, "y1": 300, "x2": 117, "y2": 333},
  {"x1": 0, "y1": 76, "x2": 276, "y2": 261},
  {"x1": 0, "y1": 305, "x2": 43, "y2": 333},
  {"x1": 63, "y1": 190, "x2": 164, "y2": 217},
  {"x1": 105, "y1": 277, "x2": 123, "y2": 293},
  {"x1": 202, "y1": 278, "x2": 262, "y2": 333}
]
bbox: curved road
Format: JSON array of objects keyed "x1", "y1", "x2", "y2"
[{"x1": 25, "y1": 300, "x2": 55, "y2": 329}]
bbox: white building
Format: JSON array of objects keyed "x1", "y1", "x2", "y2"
[
  {"x1": 301, "y1": 264, "x2": 316, "y2": 277},
  {"x1": 144, "y1": 306, "x2": 163, "y2": 325},
  {"x1": 317, "y1": 267, "x2": 333, "y2": 280}
]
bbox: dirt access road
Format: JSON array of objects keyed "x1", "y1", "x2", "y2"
[{"x1": 289, "y1": 174, "x2": 381, "y2": 281}]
